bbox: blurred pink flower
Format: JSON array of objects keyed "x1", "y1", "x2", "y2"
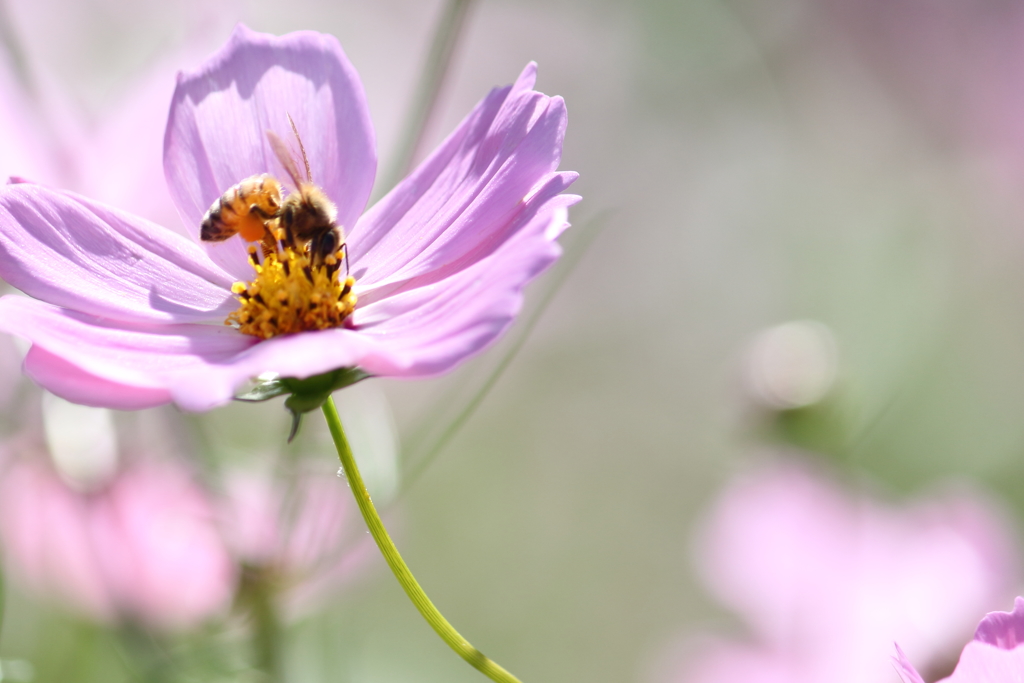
[
  {"x1": 0, "y1": 24, "x2": 578, "y2": 412},
  {"x1": 679, "y1": 459, "x2": 1018, "y2": 683},
  {"x1": 218, "y1": 468, "x2": 372, "y2": 608},
  {"x1": 60, "y1": 55, "x2": 192, "y2": 231},
  {"x1": 0, "y1": 34, "x2": 186, "y2": 229},
  {"x1": 896, "y1": 597, "x2": 1024, "y2": 683},
  {"x1": 0, "y1": 445, "x2": 372, "y2": 628},
  {"x1": 0, "y1": 52, "x2": 61, "y2": 186},
  {"x1": 0, "y1": 453, "x2": 236, "y2": 630}
]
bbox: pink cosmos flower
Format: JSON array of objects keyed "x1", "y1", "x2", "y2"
[
  {"x1": 0, "y1": 24, "x2": 578, "y2": 412},
  {"x1": 218, "y1": 468, "x2": 372, "y2": 610},
  {"x1": 0, "y1": 444, "x2": 371, "y2": 628},
  {"x1": 895, "y1": 597, "x2": 1024, "y2": 683},
  {"x1": 0, "y1": 452, "x2": 236, "y2": 629},
  {"x1": 678, "y1": 459, "x2": 1017, "y2": 683}
]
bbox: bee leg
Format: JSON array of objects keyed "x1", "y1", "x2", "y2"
[
  {"x1": 249, "y1": 204, "x2": 272, "y2": 219},
  {"x1": 260, "y1": 233, "x2": 277, "y2": 259},
  {"x1": 313, "y1": 231, "x2": 341, "y2": 270},
  {"x1": 278, "y1": 204, "x2": 300, "y2": 250}
]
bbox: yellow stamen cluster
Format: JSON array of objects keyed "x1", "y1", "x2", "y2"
[{"x1": 227, "y1": 242, "x2": 356, "y2": 340}]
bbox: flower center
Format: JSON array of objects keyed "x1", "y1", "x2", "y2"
[{"x1": 226, "y1": 229, "x2": 356, "y2": 339}]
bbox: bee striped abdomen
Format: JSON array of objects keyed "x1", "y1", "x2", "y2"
[{"x1": 200, "y1": 174, "x2": 283, "y2": 243}]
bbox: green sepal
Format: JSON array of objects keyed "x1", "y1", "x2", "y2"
[
  {"x1": 234, "y1": 379, "x2": 290, "y2": 402},
  {"x1": 280, "y1": 368, "x2": 372, "y2": 442},
  {"x1": 233, "y1": 367, "x2": 371, "y2": 441}
]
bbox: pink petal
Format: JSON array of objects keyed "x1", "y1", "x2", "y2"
[
  {"x1": 0, "y1": 456, "x2": 234, "y2": 630},
  {"x1": 941, "y1": 640, "x2": 1024, "y2": 682},
  {"x1": 218, "y1": 470, "x2": 370, "y2": 618},
  {"x1": 280, "y1": 475, "x2": 351, "y2": 572},
  {"x1": 892, "y1": 644, "x2": 928, "y2": 683},
  {"x1": 25, "y1": 347, "x2": 173, "y2": 410},
  {"x1": 1, "y1": 295, "x2": 373, "y2": 412},
  {"x1": 164, "y1": 24, "x2": 376, "y2": 279},
  {"x1": 76, "y1": 52, "x2": 190, "y2": 232},
  {"x1": 218, "y1": 474, "x2": 283, "y2": 564},
  {"x1": 0, "y1": 183, "x2": 235, "y2": 323},
  {"x1": 218, "y1": 470, "x2": 353, "y2": 574},
  {"x1": 974, "y1": 597, "x2": 1024, "y2": 649},
  {"x1": 695, "y1": 460, "x2": 1016, "y2": 675},
  {"x1": 165, "y1": 326, "x2": 379, "y2": 410},
  {"x1": 0, "y1": 296, "x2": 256, "y2": 411},
  {"x1": 351, "y1": 63, "x2": 575, "y2": 304},
  {"x1": 0, "y1": 460, "x2": 117, "y2": 621},
  {"x1": 3, "y1": 290, "x2": 380, "y2": 411},
  {"x1": 353, "y1": 194, "x2": 577, "y2": 377},
  {"x1": 90, "y1": 462, "x2": 235, "y2": 629}
]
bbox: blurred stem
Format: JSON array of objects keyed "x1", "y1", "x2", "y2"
[
  {"x1": 401, "y1": 210, "x2": 611, "y2": 493},
  {"x1": 375, "y1": 0, "x2": 475, "y2": 201},
  {"x1": 0, "y1": 0, "x2": 32, "y2": 93},
  {"x1": 117, "y1": 626, "x2": 174, "y2": 683},
  {"x1": 322, "y1": 397, "x2": 523, "y2": 683},
  {"x1": 0, "y1": 564, "x2": 5, "y2": 647},
  {"x1": 246, "y1": 569, "x2": 283, "y2": 683}
]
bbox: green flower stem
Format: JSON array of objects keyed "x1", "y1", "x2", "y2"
[
  {"x1": 322, "y1": 396, "x2": 522, "y2": 683},
  {"x1": 249, "y1": 574, "x2": 283, "y2": 683}
]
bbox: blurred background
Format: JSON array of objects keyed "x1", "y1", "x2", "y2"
[{"x1": 3, "y1": 0, "x2": 1024, "y2": 682}]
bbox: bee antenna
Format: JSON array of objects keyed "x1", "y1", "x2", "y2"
[{"x1": 287, "y1": 113, "x2": 312, "y2": 183}]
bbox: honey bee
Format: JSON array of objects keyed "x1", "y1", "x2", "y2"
[{"x1": 200, "y1": 117, "x2": 345, "y2": 269}]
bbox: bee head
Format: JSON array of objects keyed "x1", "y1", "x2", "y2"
[{"x1": 282, "y1": 186, "x2": 338, "y2": 241}]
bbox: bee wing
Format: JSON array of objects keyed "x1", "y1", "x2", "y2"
[
  {"x1": 266, "y1": 130, "x2": 305, "y2": 189},
  {"x1": 287, "y1": 114, "x2": 313, "y2": 183}
]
